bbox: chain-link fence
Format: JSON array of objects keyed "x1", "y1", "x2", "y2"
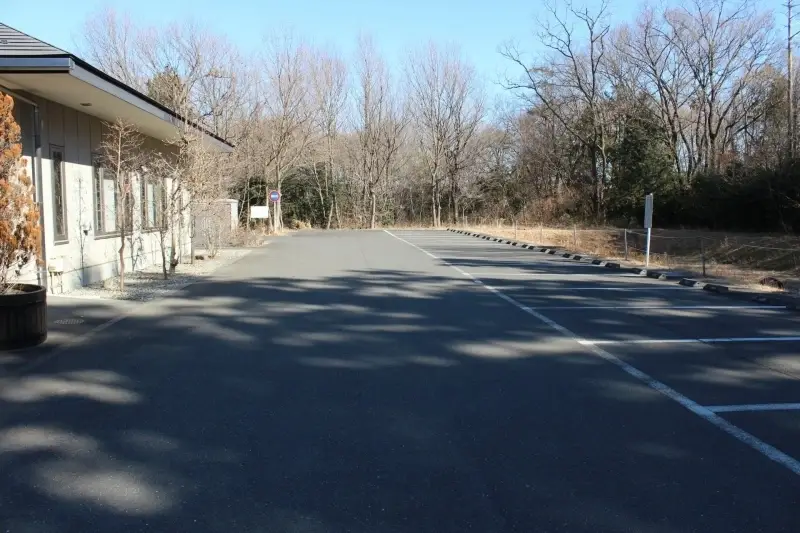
[{"x1": 460, "y1": 222, "x2": 800, "y2": 289}]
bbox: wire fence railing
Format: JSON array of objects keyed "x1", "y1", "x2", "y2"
[{"x1": 460, "y1": 222, "x2": 800, "y2": 286}]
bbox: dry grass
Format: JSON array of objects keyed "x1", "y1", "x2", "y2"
[
  {"x1": 228, "y1": 227, "x2": 272, "y2": 247},
  {"x1": 463, "y1": 224, "x2": 800, "y2": 293}
]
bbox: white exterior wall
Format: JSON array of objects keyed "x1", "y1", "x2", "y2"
[{"x1": 11, "y1": 97, "x2": 192, "y2": 292}]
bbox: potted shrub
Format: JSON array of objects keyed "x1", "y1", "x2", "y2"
[{"x1": 0, "y1": 92, "x2": 46, "y2": 350}]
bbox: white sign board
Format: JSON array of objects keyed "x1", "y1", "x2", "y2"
[
  {"x1": 644, "y1": 193, "x2": 654, "y2": 229},
  {"x1": 250, "y1": 205, "x2": 270, "y2": 219}
]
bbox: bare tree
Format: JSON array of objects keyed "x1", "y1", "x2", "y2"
[
  {"x1": 77, "y1": 8, "x2": 145, "y2": 89},
  {"x1": 664, "y1": 0, "x2": 776, "y2": 171},
  {"x1": 259, "y1": 32, "x2": 314, "y2": 232},
  {"x1": 443, "y1": 59, "x2": 485, "y2": 224},
  {"x1": 407, "y1": 43, "x2": 455, "y2": 226},
  {"x1": 100, "y1": 119, "x2": 145, "y2": 290},
  {"x1": 502, "y1": 0, "x2": 612, "y2": 218},
  {"x1": 354, "y1": 36, "x2": 406, "y2": 229},
  {"x1": 613, "y1": 9, "x2": 697, "y2": 181},
  {"x1": 310, "y1": 48, "x2": 349, "y2": 228}
]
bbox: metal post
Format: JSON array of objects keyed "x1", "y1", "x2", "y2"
[
  {"x1": 514, "y1": 220, "x2": 517, "y2": 240},
  {"x1": 645, "y1": 227, "x2": 652, "y2": 268},
  {"x1": 624, "y1": 229, "x2": 629, "y2": 260},
  {"x1": 573, "y1": 225, "x2": 578, "y2": 247},
  {"x1": 540, "y1": 224, "x2": 544, "y2": 243}
]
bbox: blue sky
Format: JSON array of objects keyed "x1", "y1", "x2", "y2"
[{"x1": 2, "y1": 0, "x2": 785, "y2": 102}]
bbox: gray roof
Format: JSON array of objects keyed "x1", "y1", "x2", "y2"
[
  {"x1": 0, "y1": 22, "x2": 234, "y2": 150},
  {"x1": 0, "y1": 23, "x2": 68, "y2": 56}
]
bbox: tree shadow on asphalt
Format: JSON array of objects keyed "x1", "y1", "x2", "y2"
[{"x1": 0, "y1": 268, "x2": 798, "y2": 533}]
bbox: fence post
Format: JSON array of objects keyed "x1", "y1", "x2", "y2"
[
  {"x1": 701, "y1": 238, "x2": 706, "y2": 277},
  {"x1": 540, "y1": 224, "x2": 544, "y2": 243},
  {"x1": 624, "y1": 229, "x2": 628, "y2": 260},
  {"x1": 573, "y1": 225, "x2": 578, "y2": 248},
  {"x1": 514, "y1": 220, "x2": 518, "y2": 240}
]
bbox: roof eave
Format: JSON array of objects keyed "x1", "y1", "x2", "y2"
[{"x1": 0, "y1": 54, "x2": 235, "y2": 152}]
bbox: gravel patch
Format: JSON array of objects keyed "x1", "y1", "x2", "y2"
[{"x1": 61, "y1": 249, "x2": 253, "y2": 301}]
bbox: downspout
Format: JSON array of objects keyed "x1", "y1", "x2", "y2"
[
  {"x1": 34, "y1": 105, "x2": 47, "y2": 289},
  {"x1": 1, "y1": 85, "x2": 48, "y2": 289}
]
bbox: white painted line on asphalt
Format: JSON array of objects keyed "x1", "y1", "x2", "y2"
[
  {"x1": 525, "y1": 305, "x2": 784, "y2": 311},
  {"x1": 550, "y1": 286, "x2": 687, "y2": 291},
  {"x1": 581, "y1": 337, "x2": 800, "y2": 346},
  {"x1": 706, "y1": 403, "x2": 800, "y2": 413},
  {"x1": 384, "y1": 229, "x2": 800, "y2": 477},
  {"x1": 467, "y1": 272, "x2": 543, "y2": 276},
  {"x1": 458, "y1": 276, "x2": 693, "y2": 288}
]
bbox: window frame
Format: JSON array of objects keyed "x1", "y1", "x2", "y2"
[
  {"x1": 140, "y1": 175, "x2": 167, "y2": 232},
  {"x1": 92, "y1": 152, "x2": 120, "y2": 238},
  {"x1": 50, "y1": 145, "x2": 68, "y2": 244}
]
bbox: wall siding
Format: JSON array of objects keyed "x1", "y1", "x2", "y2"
[{"x1": 10, "y1": 95, "x2": 192, "y2": 292}]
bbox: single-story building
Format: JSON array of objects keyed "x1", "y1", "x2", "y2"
[{"x1": 0, "y1": 23, "x2": 234, "y2": 293}]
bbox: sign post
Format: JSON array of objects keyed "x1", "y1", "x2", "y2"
[
  {"x1": 644, "y1": 193, "x2": 654, "y2": 267},
  {"x1": 268, "y1": 190, "x2": 281, "y2": 231}
]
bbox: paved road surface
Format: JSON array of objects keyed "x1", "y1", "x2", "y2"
[{"x1": 1, "y1": 230, "x2": 799, "y2": 532}]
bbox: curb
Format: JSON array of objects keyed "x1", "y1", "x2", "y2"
[
  {"x1": 703, "y1": 283, "x2": 730, "y2": 294},
  {"x1": 447, "y1": 228, "x2": 800, "y2": 313}
]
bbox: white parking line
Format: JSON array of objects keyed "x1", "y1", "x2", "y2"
[
  {"x1": 524, "y1": 305, "x2": 783, "y2": 311},
  {"x1": 541, "y1": 286, "x2": 687, "y2": 291},
  {"x1": 707, "y1": 403, "x2": 800, "y2": 413},
  {"x1": 580, "y1": 337, "x2": 800, "y2": 346},
  {"x1": 384, "y1": 229, "x2": 800, "y2": 477},
  {"x1": 465, "y1": 272, "x2": 542, "y2": 276}
]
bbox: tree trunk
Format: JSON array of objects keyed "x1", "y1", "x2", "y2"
[
  {"x1": 326, "y1": 202, "x2": 335, "y2": 229},
  {"x1": 437, "y1": 191, "x2": 442, "y2": 227},
  {"x1": 118, "y1": 193, "x2": 126, "y2": 289},
  {"x1": 591, "y1": 146, "x2": 601, "y2": 219},
  {"x1": 326, "y1": 137, "x2": 335, "y2": 229},
  {"x1": 333, "y1": 190, "x2": 341, "y2": 228},
  {"x1": 452, "y1": 185, "x2": 459, "y2": 226},
  {"x1": 369, "y1": 185, "x2": 378, "y2": 229},
  {"x1": 169, "y1": 228, "x2": 177, "y2": 274},
  {"x1": 431, "y1": 176, "x2": 437, "y2": 227},
  {"x1": 160, "y1": 233, "x2": 168, "y2": 280},
  {"x1": 118, "y1": 239, "x2": 126, "y2": 290}
]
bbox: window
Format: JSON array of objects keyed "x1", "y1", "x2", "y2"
[
  {"x1": 92, "y1": 153, "x2": 118, "y2": 235},
  {"x1": 50, "y1": 146, "x2": 67, "y2": 242},
  {"x1": 141, "y1": 176, "x2": 165, "y2": 230}
]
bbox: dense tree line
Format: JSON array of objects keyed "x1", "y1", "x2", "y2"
[{"x1": 79, "y1": 0, "x2": 800, "y2": 232}]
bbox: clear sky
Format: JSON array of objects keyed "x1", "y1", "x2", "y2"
[{"x1": 1, "y1": 0, "x2": 786, "y2": 102}]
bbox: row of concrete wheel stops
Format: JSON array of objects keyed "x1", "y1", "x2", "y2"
[{"x1": 446, "y1": 228, "x2": 800, "y2": 313}]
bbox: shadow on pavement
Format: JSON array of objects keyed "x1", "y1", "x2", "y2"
[{"x1": 0, "y1": 267, "x2": 798, "y2": 532}]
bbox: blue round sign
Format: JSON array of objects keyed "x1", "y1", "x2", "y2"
[{"x1": 269, "y1": 190, "x2": 281, "y2": 202}]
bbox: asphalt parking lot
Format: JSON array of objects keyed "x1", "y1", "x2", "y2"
[
  {"x1": 1, "y1": 228, "x2": 798, "y2": 532},
  {"x1": 390, "y1": 229, "x2": 800, "y2": 473}
]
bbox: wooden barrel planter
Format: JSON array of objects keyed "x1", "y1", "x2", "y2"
[{"x1": 0, "y1": 284, "x2": 47, "y2": 350}]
